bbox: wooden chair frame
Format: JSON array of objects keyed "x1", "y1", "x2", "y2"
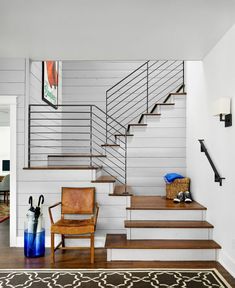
[{"x1": 48, "y1": 188, "x2": 99, "y2": 264}]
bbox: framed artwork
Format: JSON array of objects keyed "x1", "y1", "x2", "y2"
[{"x1": 42, "y1": 61, "x2": 61, "y2": 109}]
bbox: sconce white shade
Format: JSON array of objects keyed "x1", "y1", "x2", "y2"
[{"x1": 213, "y1": 97, "x2": 231, "y2": 116}]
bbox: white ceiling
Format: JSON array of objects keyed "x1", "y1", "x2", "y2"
[{"x1": 0, "y1": 0, "x2": 235, "y2": 60}]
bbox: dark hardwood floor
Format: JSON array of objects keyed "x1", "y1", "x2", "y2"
[{"x1": 0, "y1": 219, "x2": 234, "y2": 286}]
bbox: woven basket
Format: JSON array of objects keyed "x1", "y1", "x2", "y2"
[{"x1": 166, "y1": 178, "x2": 190, "y2": 199}]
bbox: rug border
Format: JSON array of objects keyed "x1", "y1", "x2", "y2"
[{"x1": 0, "y1": 268, "x2": 232, "y2": 288}]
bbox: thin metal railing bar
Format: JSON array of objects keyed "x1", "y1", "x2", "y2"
[
  {"x1": 92, "y1": 158, "x2": 125, "y2": 182},
  {"x1": 147, "y1": 75, "x2": 183, "y2": 105},
  {"x1": 106, "y1": 60, "x2": 160, "y2": 99},
  {"x1": 107, "y1": 61, "x2": 178, "y2": 113},
  {"x1": 108, "y1": 86, "x2": 147, "y2": 115},
  {"x1": 30, "y1": 118, "x2": 91, "y2": 121},
  {"x1": 107, "y1": 66, "x2": 148, "y2": 99},
  {"x1": 93, "y1": 116, "x2": 123, "y2": 137},
  {"x1": 108, "y1": 61, "x2": 174, "y2": 106},
  {"x1": 30, "y1": 125, "x2": 91, "y2": 127},
  {"x1": 107, "y1": 73, "x2": 148, "y2": 107},
  {"x1": 30, "y1": 111, "x2": 91, "y2": 113},
  {"x1": 108, "y1": 77, "x2": 183, "y2": 134},
  {"x1": 147, "y1": 72, "x2": 183, "y2": 102},
  {"x1": 94, "y1": 105, "x2": 127, "y2": 130},
  {"x1": 112, "y1": 79, "x2": 182, "y2": 131},
  {"x1": 108, "y1": 83, "x2": 147, "y2": 112},
  {"x1": 30, "y1": 139, "x2": 91, "y2": 141},
  {"x1": 30, "y1": 145, "x2": 93, "y2": 148},
  {"x1": 100, "y1": 143, "x2": 125, "y2": 158},
  {"x1": 106, "y1": 61, "x2": 149, "y2": 94},
  {"x1": 147, "y1": 62, "x2": 182, "y2": 92},
  {"x1": 31, "y1": 132, "x2": 91, "y2": 134},
  {"x1": 96, "y1": 146, "x2": 125, "y2": 166}
]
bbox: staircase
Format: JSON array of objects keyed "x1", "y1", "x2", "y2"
[
  {"x1": 26, "y1": 60, "x2": 221, "y2": 260},
  {"x1": 105, "y1": 196, "x2": 221, "y2": 261}
]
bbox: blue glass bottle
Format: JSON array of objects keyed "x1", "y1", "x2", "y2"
[{"x1": 24, "y1": 214, "x2": 45, "y2": 258}]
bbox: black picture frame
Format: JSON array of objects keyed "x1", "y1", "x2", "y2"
[{"x1": 42, "y1": 61, "x2": 60, "y2": 109}]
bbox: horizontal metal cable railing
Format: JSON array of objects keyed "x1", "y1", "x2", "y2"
[
  {"x1": 28, "y1": 104, "x2": 127, "y2": 186},
  {"x1": 106, "y1": 60, "x2": 184, "y2": 139}
]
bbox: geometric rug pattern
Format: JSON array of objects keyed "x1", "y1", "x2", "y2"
[
  {"x1": 0, "y1": 269, "x2": 231, "y2": 287},
  {"x1": 0, "y1": 203, "x2": 9, "y2": 223}
]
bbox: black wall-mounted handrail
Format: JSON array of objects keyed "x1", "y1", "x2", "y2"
[{"x1": 198, "y1": 139, "x2": 225, "y2": 186}]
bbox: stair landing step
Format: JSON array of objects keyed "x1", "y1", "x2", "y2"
[
  {"x1": 115, "y1": 133, "x2": 134, "y2": 137},
  {"x1": 47, "y1": 153, "x2": 106, "y2": 158},
  {"x1": 127, "y1": 196, "x2": 206, "y2": 210},
  {"x1": 101, "y1": 144, "x2": 120, "y2": 147},
  {"x1": 105, "y1": 234, "x2": 221, "y2": 250},
  {"x1": 23, "y1": 166, "x2": 101, "y2": 170},
  {"x1": 125, "y1": 220, "x2": 213, "y2": 229},
  {"x1": 109, "y1": 185, "x2": 133, "y2": 196},
  {"x1": 91, "y1": 175, "x2": 116, "y2": 183}
]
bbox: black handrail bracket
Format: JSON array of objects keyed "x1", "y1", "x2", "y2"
[{"x1": 198, "y1": 139, "x2": 225, "y2": 186}]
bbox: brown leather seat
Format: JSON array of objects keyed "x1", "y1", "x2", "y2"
[{"x1": 49, "y1": 187, "x2": 99, "y2": 264}]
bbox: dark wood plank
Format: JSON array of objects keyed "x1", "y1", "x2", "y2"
[
  {"x1": 91, "y1": 175, "x2": 116, "y2": 183},
  {"x1": 47, "y1": 154, "x2": 106, "y2": 158},
  {"x1": 150, "y1": 103, "x2": 175, "y2": 113},
  {"x1": 109, "y1": 185, "x2": 133, "y2": 196},
  {"x1": 127, "y1": 123, "x2": 147, "y2": 132},
  {"x1": 127, "y1": 196, "x2": 207, "y2": 210},
  {"x1": 101, "y1": 144, "x2": 120, "y2": 147},
  {"x1": 115, "y1": 133, "x2": 134, "y2": 137},
  {"x1": 138, "y1": 113, "x2": 161, "y2": 123},
  {"x1": 105, "y1": 234, "x2": 221, "y2": 249},
  {"x1": 125, "y1": 220, "x2": 214, "y2": 229},
  {"x1": 23, "y1": 166, "x2": 101, "y2": 170}
]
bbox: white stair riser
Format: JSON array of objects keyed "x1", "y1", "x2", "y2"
[
  {"x1": 127, "y1": 210, "x2": 205, "y2": 221},
  {"x1": 127, "y1": 228, "x2": 212, "y2": 240},
  {"x1": 107, "y1": 249, "x2": 217, "y2": 261}
]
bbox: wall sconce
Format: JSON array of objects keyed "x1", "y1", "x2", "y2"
[{"x1": 213, "y1": 97, "x2": 232, "y2": 127}]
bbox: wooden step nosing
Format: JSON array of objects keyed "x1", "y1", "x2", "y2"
[
  {"x1": 124, "y1": 221, "x2": 214, "y2": 229},
  {"x1": 126, "y1": 207, "x2": 207, "y2": 211},
  {"x1": 23, "y1": 166, "x2": 101, "y2": 170}
]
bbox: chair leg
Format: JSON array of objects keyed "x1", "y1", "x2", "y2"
[
  {"x1": 61, "y1": 234, "x2": 65, "y2": 252},
  {"x1": 90, "y1": 233, "x2": 94, "y2": 264},
  {"x1": 51, "y1": 233, "x2": 55, "y2": 264}
]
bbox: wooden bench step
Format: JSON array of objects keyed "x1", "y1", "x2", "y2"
[
  {"x1": 23, "y1": 166, "x2": 101, "y2": 170},
  {"x1": 47, "y1": 154, "x2": 106, "y2": 158},
  {"x1": 138, "y1": 113, "x2": 161, "y2": 123},
  {"x1": 91, "y1": 175, "x2": 116, "y2": 183},
  {"x1": 150, "y1": 103, "x2": 175, "y2": 113},
  {"x1": 127, "y1": 196, "x2": 207, "y2": 210},
  {"x1": 125, "y1": 220, "x2": 213, "y2": 229},
  {"x1": 105, "y1": 234, "x2": 221, "y2": 249},
  {"x1": 101, "y1": 144, "x2": 120, "y2": 147},
  {"x1": 127, "y1": 123, "x2": 147, "y2": 132}
]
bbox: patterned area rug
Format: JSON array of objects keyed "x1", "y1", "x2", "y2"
[
  {"x1": 0, "y1": 269, "x2": 231, "y2": 287},
  {"x1": 0, "y1": 203, "x2": 9, "y2": 223}
]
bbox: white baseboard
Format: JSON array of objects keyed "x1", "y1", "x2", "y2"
[
  {"x1": 16, "y1": 236, "x2": 105, "y2": 248},
  {"x1": 219, "y1": 250, "x2": 235, "y2": 278}
]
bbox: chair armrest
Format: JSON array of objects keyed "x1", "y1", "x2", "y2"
[{"x1": 48, "y1": 202, "x2": 61, "y2": 224}]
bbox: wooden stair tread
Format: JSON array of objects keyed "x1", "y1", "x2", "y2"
[
  {"x1": 23, "y1": 166, "x2": 101, "y2": 170},
  {"x1": 105, "y1": 234, "x2": 221, "y2": 249},
  {"x1": 150, "y1": 103, "x2": 175, "y2": 113},
  {"x1": 110, "y1": 185, "x2": 133, "y2": 196},
  {"x1": 169, "y1": 92, "x2": 187, "y2": 96},
  {"x1": 127, "y1": 123, "x2": 147, "y2": 132},
  {"x1": 115, "y1": 134, "x2": 134, "y2": 137},
  {"x1": 125, "y1": 220, "x2": 213, "y2": 229},
  {"x1": 91, "y1": 175, "x2": 116, "y2": 183},
  {"x1": 47, "y1": 154, "x2": 106, "y2": 158},
  {"x1": 101, "y1": 144, "x2": 120, "y2": 147},
  {"x1": 138, "y1": 113, "x2": 161, "y2": 123},
  {"x1": 127, "y1": 196, "x2": 206, "y2": 210}
]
